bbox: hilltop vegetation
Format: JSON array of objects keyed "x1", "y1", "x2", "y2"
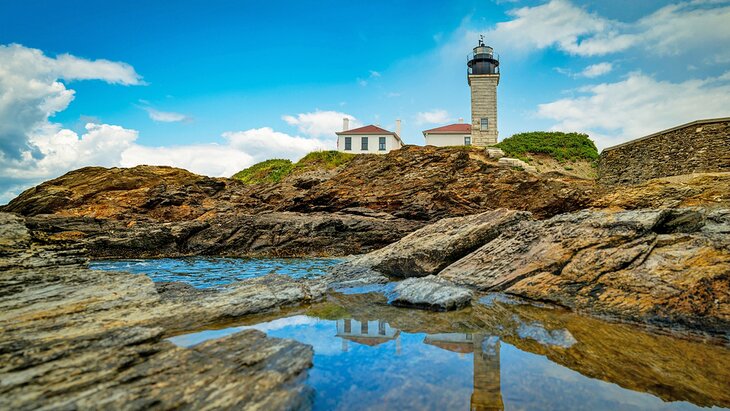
[
  {"x1": 494, "y1": 131, "x2": 598, "y2": 162},
  {"x1": 231, "y1": 159, "x2": 294, "y2": 184},
  {"x1": 232, "y1": 151, "x2": 355, "y2": 184}
]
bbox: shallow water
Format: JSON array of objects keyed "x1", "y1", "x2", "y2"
[
  {"x1": 97, "y1": 258, "x2": 730, "y2": 410},
  {"x1": 90, "y1": 257, "x2": 340, "y2": 288}
]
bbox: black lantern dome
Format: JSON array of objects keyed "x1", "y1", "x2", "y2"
[{"x1": 467, "y1": 37, "x2": 499, "y2": 75}]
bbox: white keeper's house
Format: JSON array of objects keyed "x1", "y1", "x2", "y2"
[
  {"x1": 336, "y1": 118, "x2": 404, "y2": 154},
  {"x1": 422, "y1": 121, "x2": 473, "y2": 147}
]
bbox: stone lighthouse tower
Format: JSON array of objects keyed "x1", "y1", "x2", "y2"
[{"x1": 467, "y1": 37, "x2": 500, "y2": 145}]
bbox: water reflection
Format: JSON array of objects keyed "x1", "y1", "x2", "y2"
[
  {"x1": 424, "y1": 333, "x2": 504, "y2": 411},
  {"x1": 336, "y1": 319, "x2": 400, "y2": 352},
  {"x1": 169, "y1": 294, "x2": 730, "y2": 411}
]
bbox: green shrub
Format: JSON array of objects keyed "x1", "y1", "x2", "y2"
[
  {"x1": 231, "y1": 159, "x2": 294, "y2": 184},
  {"x1": 231, "y1": 150, "x2": 356, "y2": 184},
  {"x1": 295, "y1": 150, "x2": 355, "y2": 170},
  {"x1": 494, "y1": 131, "x2": 598, "y2": 162}
]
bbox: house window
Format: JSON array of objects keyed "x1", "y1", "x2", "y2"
[
  {"x1": 480, "y1": 118, "x2": 489, "y2": 130},
  {"x1": 344, "y1": 137, "x2": 352, "y2": 151},
  {"x1": 361, "y1": 137, "x2": 369, "y2": 151},
  {"x1": 464, "y1": 136, "x2": 471, "y2": 146},
  {"x1": 379, "y1": 137, "x2": 386, "y2": 151}
]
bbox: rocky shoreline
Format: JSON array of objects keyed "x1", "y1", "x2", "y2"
[{"x1": 1, "y1": 146, "x2": 729, "y2": 409}]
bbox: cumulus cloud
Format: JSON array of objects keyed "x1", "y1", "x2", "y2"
[
  {"x1": 282, "y1": 110, "x2": 361, "y2": 137},
  {"x1": 0, "y1": 43, "x2": 337, "y2": 204},
  {"x1": 537, "y1": 71, "x2": 730, "y2": 149},
  {"x1": 415, "y1": 109, "x2": 451, "y2": 125},
  {"x1": 144, "y1": 107, "x2": 191, "y2": 123},
  {"x1": 0, "y1": 43, "x2": 145, "y2": 202}
]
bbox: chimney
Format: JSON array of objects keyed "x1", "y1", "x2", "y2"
[
  {"x1": 343, "y1": 117, "x2": 350, "y2": 131},
  {"x1": 395, "y1": 119, "x2": 401, "y2": 136},
  {"x1": 458, "y1": 117, "x2": 464, "y2": 123}
]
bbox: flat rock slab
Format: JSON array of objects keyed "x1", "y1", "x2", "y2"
[{"x1": 389, "y1": 276, "x2": 472, "y2": 311}]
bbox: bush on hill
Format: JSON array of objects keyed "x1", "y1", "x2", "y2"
[
  {"x1": 494, "y1": 131, "x2": 598, "y2": 162},
  {"x1": 231, "y1": 159, "x2": 294, "y2": 184},
  {"x1": 295, "y1": 150, "x2": 355, "y2": 170},
  {"x1": 231, "y1": 150, "x2": 356, "y2": 184}
]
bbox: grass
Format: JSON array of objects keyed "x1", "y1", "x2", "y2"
[
  {"x1": 295, "y1": 150, "x2": 355, "y2": 170},
  {"x1": 494, "y1": 131, "x2": 598, "y2": 163},
  {"x1": 231, "y1": 159, "x2": 294, "y2": 184},
  {"x1": 231, "y1": 150, "x2": 356, "y2": 184}
]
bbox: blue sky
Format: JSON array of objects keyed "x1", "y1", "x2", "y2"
[{"x1": 1, "y1": 0, "x2": 729, "y2": 202}]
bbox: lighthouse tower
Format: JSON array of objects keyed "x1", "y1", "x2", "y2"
[{"x1": 467, "y1": 37, "x2": 500, "y2": 146}]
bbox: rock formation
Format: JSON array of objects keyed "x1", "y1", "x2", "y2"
[
  {"x1": 349, "y1": 207, "x2": 729, "y2": 334},
  {"x1": 0, "y1": 212, "x2": 322, "y2": 409}
]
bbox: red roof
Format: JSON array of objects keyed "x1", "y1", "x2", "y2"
[
  {"x1": 422, "y1": 123, "x2": 472, "y2": 134},
  {"x1": 336, "y1": 124, "x2": 394, "y2": 135}
]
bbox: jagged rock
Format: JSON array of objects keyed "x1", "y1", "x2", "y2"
[
  {"x1": 0, "y1": 213, "x2": 321, "y2": 409},
  {"x1": 23, "y1": 211, "x2": 424, "y2": 258},
  {"x1": 388, "y1": 276, "x2": 472, "y2": 311},
  {"x1": 3, "y1": 146, "x2": 597, "y2": 224},
  {"x1": 439, "y1": 208, "x2": 730, "y2": 334},
  {"x1": 340, "y1": 209, "x2": 530, "y2": 278}
]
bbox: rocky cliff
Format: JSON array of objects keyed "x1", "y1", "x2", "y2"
[{"x1": 4, "y1": 146, "x2": 728, "y2": 259}]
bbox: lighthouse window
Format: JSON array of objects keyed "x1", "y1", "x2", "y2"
[
  {"x1": 480, "y1": 118, "x2": 489, "y2": 130},
  {"x1": 464, "y1": 136, "x2": 471, "y2": 146},
  {"x1": 361, "y1": 137, "x2": 369, "y2": 151},
  {"x1": 344, "y1": 137, "x2": 352, "y2": 151},
  {"x1": 379, "y1": 137, "x2": 386, "y2": 151}
]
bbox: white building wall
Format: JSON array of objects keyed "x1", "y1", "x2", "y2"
[
  {"x1": 337, "y1": 134, "x2": 402, "y2": 154},
  {"x1": 424, "y1": 134, "x2": 472, "y2": 147}
]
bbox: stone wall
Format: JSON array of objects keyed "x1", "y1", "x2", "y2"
[
  {"x1": 598, "y1": 118, "x2": 730, "y2": 185},
  {"x1": 469, "y1": 74, "x2": 499, "y2": 146}
]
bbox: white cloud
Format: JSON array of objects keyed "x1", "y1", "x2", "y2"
[
  {"x1": 121, "y1": 143, "x2": 254, "y2": 178},
  {"x1": 223, "y1": 127, "x2": 333, "y2": 160},
  {"x1": 537, "y1": 71, "x2": 730, "y2": 149},
  {"x1": 369, "y1": 70, "x2": 381, "y2": 78},
  {"x1": 55, "y1": 53, "x2": 144, "y2": 85},
  {"x1": 144, "y1": 107, "x2": 191, "y2": 123},
  {"x1": 466, "y1": 0, "x2": 730, "y2": 59},
  {"x1": 0, "y1": 44, "x2": 145, "y2": 202},
  {"x1": 282, "y1": 110, "x2": 361, "y2": 137},
  {"x1": 415, "y1": 109, "x2": 451, "y2": 125},
  {"x1": 0, "y1": 43, "x2": 337, "y2": 203},
  {"x1": 579, "y1": 62, "x2": 613, "y2": 78}
]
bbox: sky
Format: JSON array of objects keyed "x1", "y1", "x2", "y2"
[{"x1": 1, "y1": 0, "x2": 729, "y2": 203}]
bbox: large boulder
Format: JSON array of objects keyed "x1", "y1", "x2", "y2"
[
  {"x1": 440, "y1": 208, "x2": 730, "y2": 334},
  {"x1": 338, "y1": 209, "x2": 529, "y2": 278}
]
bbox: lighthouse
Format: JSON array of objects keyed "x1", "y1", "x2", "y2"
[{"x1": 467, "y1": 37, "x2": 500, "y2": 146}]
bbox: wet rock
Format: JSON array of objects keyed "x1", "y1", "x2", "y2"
[
  {"x1": 389, "y1": 276, "x2": 472, "y2": 311},
  {"x1": 440, "y1": 207, "x2": 730, "y2": 334},
  {"x1": 0, "y1": 213, "x2": 320, "y2": 409},
  {"x1": 336, "y1": 209, "x2": 529, "y2": 278}
]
